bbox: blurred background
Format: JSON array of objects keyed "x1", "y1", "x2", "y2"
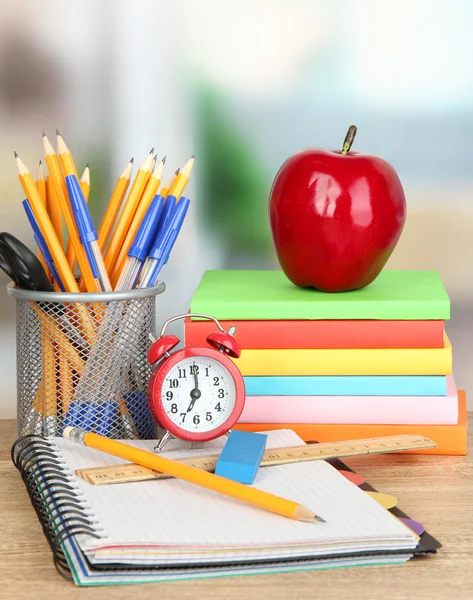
[{"x1": 0, "y1": 0, "x2": 472, "y2": 416}]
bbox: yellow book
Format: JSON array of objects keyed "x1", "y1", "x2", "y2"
[{"x1": 232, "y1": 335, "x2": 452, "y2": 376}]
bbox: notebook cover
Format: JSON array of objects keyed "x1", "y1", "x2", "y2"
[
  {"x1": 239, "y1": 376, "x2": 458, "y2": 425},
  {"x1": 235, "y1": 391, "x2": 468, "y2": 455},
  {"x1": 185, "y1": 318, "x2": 446, "y2": 349},
  {"x1": 244, "y1": 375, "x2": 447, "y2": 397},
  {"x1": 232, "y1": 335, "x2": 452, "y2": 376},
  {"x1": 189, "y1": 270, "x2": 450, "y2": 321}
]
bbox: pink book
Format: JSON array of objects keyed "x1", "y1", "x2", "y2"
[{"x1": 239, "y1": 375, "x2": 459, "y2": 425}]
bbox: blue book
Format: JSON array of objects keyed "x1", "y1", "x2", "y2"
[{"x1": 244, "y1": 375, "x2": 447, "y2": 397}]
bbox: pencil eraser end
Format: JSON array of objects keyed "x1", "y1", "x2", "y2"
[
  {"x1": 63, "y1": 426, "x2": 73, "y2": 440},
  {"x1": 215, "y1": 430, "x2": 267, "y2": 485}
]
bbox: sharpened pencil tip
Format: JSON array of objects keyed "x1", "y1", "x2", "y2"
[
  {"x1": 175, "y1": 168, "x2": 180, "y2": 175},
  {"x1": 85, "y1": 162, "x2": 89, "y2": 169},
  {"x1": 130, "y1": 157, "x2": 134, "y2": 164},
  {"x1": 153, "y1": 154, "x2": 157, "y2": 161},
  {"x1": 56, "y1": 128, "x2": 61, "y2": 136},
  {"x1": 38, "y1": 159, "x2": 42, "y2": 165},
  {"x1": 42, "y1": 131, "x2": 46, "y2": 137},
  {"x1": 191, "y1": 154, "x2": 195, "y2": 159},
  {"x1": 149, "y1": 147, "x2": 155, "y2": 154},
  {"x1": 14, "y1": 150, "x2": 18, "y2": 158},
  {"x1": 315, "y1": 515, "x2": 326, "y2": 523}
]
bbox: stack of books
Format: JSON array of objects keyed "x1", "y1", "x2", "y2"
[{"x1": 186, "y1": 270, "x2": 467, "y2": 455}]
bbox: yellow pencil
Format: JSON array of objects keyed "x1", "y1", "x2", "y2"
[
  {"x1": 80, "y1": 164, "x2": 90, "y2": 200},
  {"x1": 97, "y1": 158, "x2": 133, "y2": 252},
  {"x1": 63, "y1": 427, "x2": 324, "y2": 523},
  {"x1": 57, "y1": 130, "x2": 79, "y2": 179},
  {"x1": 43, "y1": 133, "x2": 98, "y2": 292},
  {"x1": 159, "y1": 168, "x2": 178, "y2": 197},
  {"x1": 104, "y1": 151, "x2": 154, "y2": 274},
  {"x1": 46, "y1": 174, "x2": 63, "y2": 247},
  {"x1": 35, "y1": 161, "x2": 50, "y2": 278},
  {"x1": 110, "y1": 156, "x2": 166, "y2": 286},
  {"x1": 58, "y1": 131, "x2": 90, "y2": 266},
  {"x1": 16, "y1": 153, "x2": 95, "y2": 343},
  {"x1": 58, "y1": 352, "x2": 73, "y2": 416},
  {"x1": 36, "y1": 160, "x2": 47, "y2": 206},
  {"x1": 168, "y1": 155, "x2": 194, "y2": 200},
  {"x1": 43, "y1": 335, "x2": 57, "y2": 423},
  {"x1": 16, "y1": 153, "x2": 76, "y2": 291}
]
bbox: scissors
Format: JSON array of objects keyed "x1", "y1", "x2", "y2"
[{"x1": 0, "y1": 232, "x2": 53, "y2": 291}]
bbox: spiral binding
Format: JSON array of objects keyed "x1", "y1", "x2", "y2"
[{"x1": 11, "y1": 435, "x2": 103, "y2": 581}]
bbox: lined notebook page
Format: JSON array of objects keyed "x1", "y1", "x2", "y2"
[{"x1": 53, "y1": 430, "x2": 418, "y2": 560}]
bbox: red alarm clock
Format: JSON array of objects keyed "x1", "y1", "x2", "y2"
[{"x1": 147, "y1": 313, "x2": 245, "y2": 451}]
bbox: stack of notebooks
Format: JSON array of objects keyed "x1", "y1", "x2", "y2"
[
  {"x1": 186, "y1": 270, "x2": 467, "y2": 455},
  {"x1": 13, "y1": 429, "x2": 440, "y2": 584}
]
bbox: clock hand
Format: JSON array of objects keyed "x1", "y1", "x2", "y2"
[{"x1": 187, "y1": 364, "x2": 201, "y2": 412}]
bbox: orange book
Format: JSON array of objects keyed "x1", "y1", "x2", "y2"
[
  {"x1": 235, "y1": 390, "x2": 468, "y2": 456},
  {"x1": 185, "y1": 318, "x2": 445, "y2": 349}
]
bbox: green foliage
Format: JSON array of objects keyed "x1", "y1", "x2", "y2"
[{"x1": 195, "y1": 88, "x2": 272, "y2": 257}]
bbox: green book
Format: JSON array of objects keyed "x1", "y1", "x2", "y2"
[{"x1": 190, "y1": 270, "x2": 450, "y2": 321}]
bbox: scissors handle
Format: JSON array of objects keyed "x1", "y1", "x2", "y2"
[{"x1": 0, "y1": 232, "x2": 53, "y2": 292}]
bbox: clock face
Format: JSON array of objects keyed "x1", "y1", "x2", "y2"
[{"x1": 161, "y1": 356, "x2": 237, "y2": 434}]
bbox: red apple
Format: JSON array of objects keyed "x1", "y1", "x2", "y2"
[{"x1": 269, "y1": 126, "x2": 406, "y2": 292}]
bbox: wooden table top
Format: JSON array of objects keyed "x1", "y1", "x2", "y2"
[{"x1": 1, "y1": 418, "x2": 472, "y2": 599}]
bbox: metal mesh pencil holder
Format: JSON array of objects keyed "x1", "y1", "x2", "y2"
[{"x1": 7, "y1": 282, "x2": 165, "y2": 439}]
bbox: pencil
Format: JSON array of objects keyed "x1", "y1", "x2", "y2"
[
  {"x1": 43, "y1": 335, "x2": 58, "y2": 436},
  {"x1": 16, "y1": 153, "x2": 95, "y2": 343},
  {"x1": 43, "y1": 133, "x2": 98, "y2": 292},
  {"x1": 36, "y1": 161, "x2": 47, "y2": 206},
  {"x1": 58, "y1": 352, "x2": 73, "y2": 416},
  {"x1": 110, "y1": 156, "x2": 166, "y2": 286},
  {"x1": 63, "y1": 427, "x2": 324, "y2": 523},
  {"x1": 57, "y1": 130, "x2": 79, "y2": 178},
  {"x1": 97, "y1": 158, "x2": 133, "y2": 252},
  {"x1": 159, "y1": 168, "x2": 178, "y2": 197},
  {"x1": 104, "y1": 152, "x2": 154, "y2": 274},
  {"x1": 46, "y1": 175, "x2": 63, "y2": 246},
  {"x1": 58, "y1": 131, "x2": 90, "y2": 267},
  {"x1": 167, "y1": 155, "x2": 194, "y2": 200},
  {"x1": 80, "y1": 164, "x2": 90, "y2": 200},
  {"x1": 35, "y1": 161, "x2": 49, "y2": 278},
  {"x1": 16, "y1": 153, "x2": 76, "y2": 291}
]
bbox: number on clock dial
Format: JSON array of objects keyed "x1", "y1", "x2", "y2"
[{"x1": 161, "y1": 356, "x2": 236, "y2": 433}]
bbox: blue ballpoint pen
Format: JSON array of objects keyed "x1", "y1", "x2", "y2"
[
  {"x1": 138, "y1": 195, "x2": 177, "y2": 285},
  {"x1": 148, "y1": 199, "x2": 190, "y2": 286},
  {"x1": 66, "y1": 175, "x2": 112, "y2": 291},
  {"x1": 22, "y1": 199, "x2": 66, "y2": 291},
  {"x1": 115, "y1": 194, "x2": 165, "y2": 291},
  {"x1": 139, "y1": 196, "x2": 190, "y2": 288}
]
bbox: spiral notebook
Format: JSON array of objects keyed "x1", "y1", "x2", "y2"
[{"x1": 13, "y1": 430, "x2": 440, "y2": 586}]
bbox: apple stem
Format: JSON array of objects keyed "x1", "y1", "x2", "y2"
[{"x1": 341, "y1": 125, "x2": 357, "y2": 155}]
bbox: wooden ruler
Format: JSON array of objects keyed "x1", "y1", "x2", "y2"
[{"x1": 76, "y1": 434, "x2": 436, "y2": 486}]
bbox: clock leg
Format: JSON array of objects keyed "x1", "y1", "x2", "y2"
[{"x1": 154, "y1": 430, "x2": 173, "y2": 453}]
